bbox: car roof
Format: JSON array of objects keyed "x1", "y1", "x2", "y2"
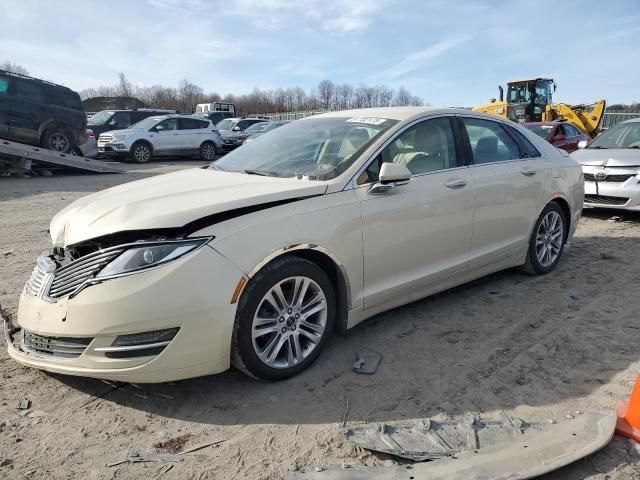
[
  {"x1": 524, "y1": 121, "x2": 559, "y2": 127},
  {"x1": 311, "y1": 107, "x2": 496, "y2": 123}
]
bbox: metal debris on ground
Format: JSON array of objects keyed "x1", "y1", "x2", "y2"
[
  {"x1": 352, "y1": 349, "x2": 382, "y2": 375},
  {"x1": 177, "y1": 439, "x2": 225, "y2": 455},
  {"x1": 16, "y1": 399, "x2": 31, "y2": 410},
  {"x1": 2, "y1": 250, "x2": 14, "y2": 256},
  {"x1": 290, "y1": 411, "x2": 616, "y2": 480}
]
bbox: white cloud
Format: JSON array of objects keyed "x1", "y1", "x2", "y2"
[
  {"x1": 277, "y1": 63, "x2": 327, "y2": 78},
  {"x1": 376, "y1": 35, "x2": 471, "y2": 79}
]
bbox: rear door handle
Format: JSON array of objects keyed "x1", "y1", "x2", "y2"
[
  {"x1": 521, "y1": 167, "x2": 537, "y2": 176},
  {"x1": 444, "y1": 178, "x2": 467, "y2": 189}
]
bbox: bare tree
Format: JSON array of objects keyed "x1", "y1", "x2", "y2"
[
  {"x1": 177, "y1": 79, "x2": 204, "y2": 113},
  {"x1": 116, "y1": 73, "x2": 133, "y2": 98},
  {"x1": 1, "y1": 61, "x2": 28, "y2": 75},
  {"x1": 394, "y1": 86, "x2": 412, "y2": 106},
  {"x1": 317, "y1": 80, "x2": 335, "y2": 110}
]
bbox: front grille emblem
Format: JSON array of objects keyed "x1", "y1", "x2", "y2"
[{"x1": 594, "y1": 171, "x2": 608, "y2": 181}]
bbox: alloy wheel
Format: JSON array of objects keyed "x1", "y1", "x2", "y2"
[
  {"x1": 535, "y1": 211, "x2": 564, "y2": 267},
  {"x1": 48, "y1": 133, "x2": 70, "y2": 152},
  {"x1": 133, "y1": 144, "x2": 151, "y2": 162},
  {"x1": 251, "y1": 276, "x2": 328, "y2": 369},
  {"x1": 201, "y1": 143, "x2": 216, "y2": 161}
]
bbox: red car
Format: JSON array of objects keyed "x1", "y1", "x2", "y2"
[{"x1": 524, "y1": 121, "x2": 591, "y2": 153}]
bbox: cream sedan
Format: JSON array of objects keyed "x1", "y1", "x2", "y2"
[{"x1": 7, "y1": 107, "x2": 584, "y2": 382}]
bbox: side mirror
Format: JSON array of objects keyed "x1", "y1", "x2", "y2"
[
  {"x1": 369, "y1": 163, "x2": 411, "y2": 194},
  {"x1": 108, "y1": 119, "x2": 117, "y2": 127},
  {"x1": 552, "y1": 134, "x2": 566, "y2": 142},
  {"x1": 232, "y1": 126, "x2": 241, "y2": 132},
  {"x1": 154, "y1": 125, "x2": 165, "y2": 132},
  {"x1": 577, "y1": 140, "x2": 588, "y2": 149}
]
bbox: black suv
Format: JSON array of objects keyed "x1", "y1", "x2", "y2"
[
  {"x1": 196, "y1": 111, "x2": 235, "y2": 125},
  {"x1": 0, "y1": 69, "x2": 87, "y2": 153},
  {"x1": 88, "y1": 108, "x2": 176, "y2": 137}
]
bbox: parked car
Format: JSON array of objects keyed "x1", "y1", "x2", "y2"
[
  {"x1": 97, "y1": 114, "x2": 222, "y2": 162},
  {"x1": 0, "y1": 69, "x2": 87, "y2": 153},
  {"x1": 572, "y1": 118, "x2": 640, "y2": 209},
  {"x1": 524, "y1": 121, "x2": 590, "y2": 152},
  {"x1": 242, "y1": 121, "x2": 289, "y2": 144},
  {"x1": 217, "y1": 117, "x2": 268, "y2": 152},
  {"x1": 88, "y1": 108, "x2": 175, "y2": 138},
  {"x1": 8, "y1": 107, "x2": 583, "y2": 383},
  {"x1": 71, "y1": 129, "x2": 98, "y2": 158},
  {"x1": 195, "y1": 111, "x2": 235, "y2": 125}
]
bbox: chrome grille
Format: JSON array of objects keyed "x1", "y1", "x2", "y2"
[
  {"x1": 97, "y1": 135, "x2": 113, "y2": 146},
  {"x1": 22, "y1": 330, "x2": 92, "y2": 359},
  {"x1": 583, "y1": 173, "x2": 636, "y2": 183},
  {"x1": 48, "y1": 248, "x2": 124, "y2": 299}
]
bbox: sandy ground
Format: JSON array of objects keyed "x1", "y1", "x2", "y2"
[{"x1": 2, "y1": 161, "x2": 640, "y2": 480}]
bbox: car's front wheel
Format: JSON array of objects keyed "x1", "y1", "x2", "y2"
[
  {"x1": 232, "y1": 256, "x2": 336, "y2": 380},
  {"x1": 199, "y1": 141, "x2": 217, "y2": 161},
  {"x1": 523, "y1": 202, "x2": 567, "y2": 275},
  {"x1": 130, "y1": 142, "x2": 152, "y2": 163}
]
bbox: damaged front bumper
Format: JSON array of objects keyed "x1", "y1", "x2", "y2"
[{"x1": 7, "y1": 245, "x2": 244, "y2": 383}]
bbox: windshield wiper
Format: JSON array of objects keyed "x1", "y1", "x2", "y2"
[
  {"x1": 592, "y1": 146, "x2": 608, "y2": 149},
  {"x1": 243, "y1": 169, "x2": 270, "y2": 176}
]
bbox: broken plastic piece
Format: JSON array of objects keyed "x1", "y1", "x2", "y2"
[
  {"x1": 290, "y1": 411, "x2": 615, "y2": 480},
  {"x1": 352, "y1": 348, "x2": 382, "y2": 375},
  {"x1": 17, "y1": 399, "x2": 31, "y2": 410}
]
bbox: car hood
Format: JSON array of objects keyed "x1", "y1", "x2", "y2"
[
  {"x1": 220, "y1": 130, "x2": 248, "y2": 140},
  {"x1": 571, "y1": 148, "x2": 640, "y2": 167},
  {"x1": 50, "y1": 168, "x2": 328, "y2": 247}
]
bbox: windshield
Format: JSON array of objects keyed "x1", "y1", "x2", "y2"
[
  {"x1": 245, "y1": 122, "x2": 272, "y2": 134},
  {"x1": 88, "y1": 111, "x2": 114, "y2": 125},
  {"x1": 128, "y1": 116, "x2": 165, "y2": 130},
  {"x1": 217, "y1": 119, "x2": 235, "y2": 130},
  {"x1": 211, "y1": 116, "x2": 398, "y2": 180},
  {"x1": 589, "y1": 122, "x2": 640, "y2": 149},
  {"x1": 525, "y1": 124, "x2": 554, "y2": 139}
]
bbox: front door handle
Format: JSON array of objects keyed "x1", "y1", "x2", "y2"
[
  {"x1": 444, "y1": 178, "x2": 467, "y2": 189},
  {"x1": 521, "y1": 167, "x2": 537, "y2": 176}
]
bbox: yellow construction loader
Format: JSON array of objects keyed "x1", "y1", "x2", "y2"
[{"x1": 473, "y1": 78, "x2": 606, "y2": 136}]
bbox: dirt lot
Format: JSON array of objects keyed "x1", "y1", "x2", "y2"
[{"x1": 2, "y1": 161, "x2": 640, "y2": 480}]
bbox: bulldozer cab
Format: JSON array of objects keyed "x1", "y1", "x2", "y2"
[{"x1": 505, "y1": 78, "x2": 555, "y2": 123}]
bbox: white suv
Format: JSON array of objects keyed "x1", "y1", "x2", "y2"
[{"x1": 97, "y1": 114, "x2": 222, "y2": 163}]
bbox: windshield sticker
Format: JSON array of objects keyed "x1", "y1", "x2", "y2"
[{"x1": 346, "y1": 117, "x2": 388, "y2": 126}]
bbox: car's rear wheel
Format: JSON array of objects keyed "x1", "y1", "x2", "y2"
[
  {"x1": 70, "y1": 147, "x2": 82, "y2": 156},
  {"x1": 232, "y1": 256, "x2": 336, "y2": 381},
  {"x1": 41, "y1": 129, "x2": 72, "y2": 154},
  {"x1": 523, "y1": 202, "x2": 567, "y2": 275},
  {"x1": 130, "y1": 142, "x2": 152, "y2": 163},
  {"x1": 199, "y1": 142, "x2": 217, "y2": 161}
]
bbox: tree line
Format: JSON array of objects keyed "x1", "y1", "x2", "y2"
[{"x1": 78, "y1": 74, "x2": 426, "y2": 115}]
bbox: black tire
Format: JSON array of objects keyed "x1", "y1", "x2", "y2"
[
  {"x1": 231, "y1": 256, "x2": 336, "y2": 381},
  {"x1": 41, "y1": 129, "x2": 72, "y2": 154},
  {"x1": 130, "y1": 141, "x2": 152, "y2": 163},
  {"x1": 199, "y1": 141, "x2": 217, "y2": 161},
  {"x1": 70, "y1": 147, "x2": 82, "y2": 156},
  {"x1": 522, "y1": 202, "x2": 567, "y2": 275}
]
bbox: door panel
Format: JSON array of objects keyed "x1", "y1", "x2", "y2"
[
  {"x1": 0, "y1": 75, "x2": 10, "y2": 137},
  {"x1": 356, "y1": 170, "x2": 475, "y2": 307},
  {"x1": 356, "y1": 116, "x2": 475, "y2": 308},
  {"x1": 460, "y1": 116, "x2": 544, "y2": 267},
  {"x1": 177, "y1": 118, "x2": 201, "y2": 153},
  {"x1": 152, "y1": 118, "x2": 179, "y2": 153},
  {"x1": 8, "y1": 79, "x2": 44, "y2": 144}
]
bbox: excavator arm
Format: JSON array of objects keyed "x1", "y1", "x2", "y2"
[{"x1": 544, "y1": 99, "x2": 606, "y2": 137}]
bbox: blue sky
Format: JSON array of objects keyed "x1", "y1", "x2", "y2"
[{"x1": 1, "y1": 0, "x2": 639, "y2": 106}]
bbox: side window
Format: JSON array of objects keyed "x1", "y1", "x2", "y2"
[
  {"x1": 0, "y1": 76, "x2": 9, "y2": 95},
  {"x1": 503, "y1": 125, "x2": 541, "y2": 158},
  {"x1": 15, "y1": 80, "x2": 45, "y2": 103},
  {"x1": 462, "y1": 117, "x2": 521, "y2": 164},
  {"x1": 156, "y1": 118, "x2": 178, "y2": 130},
  {"x1": 112, "y1": 112, "x2": 131, "y2": 128},
  {"x1": 49, "y1": 89, "x2": 82, "y2": 109},
  {"x1": 198, "y1": 120, "x2": 210, "y2": 129},
  {"x1": 178, "y1": 118, "x2": 200, "y2": 130},
  {"x1": 357, "y1": 117, "x2": 458, "y2": 184}
]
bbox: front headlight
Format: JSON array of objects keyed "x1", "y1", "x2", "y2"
[
  {"x1": 111, "y1": 133, "x2": 133, "y2": 141},
  {"x1": 96, "y1": 239, "x2": 208, "y2": 278}
]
